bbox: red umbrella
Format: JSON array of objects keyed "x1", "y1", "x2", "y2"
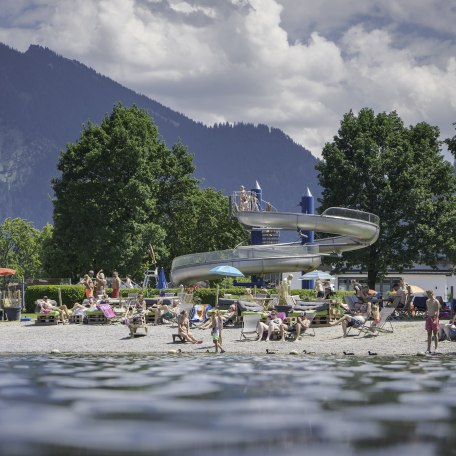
[{"x1": 0, "y1": 268, "x2": 16, "y2": 276}]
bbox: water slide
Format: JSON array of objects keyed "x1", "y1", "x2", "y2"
[{"x1": 170, "y1": 193, "x2": 380, "y2": 285}]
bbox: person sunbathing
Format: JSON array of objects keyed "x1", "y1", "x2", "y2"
[
  {"x1": 150, "y1": 297, "x2": 171, "y2": 323},
  {"x1": 330, "y1": 303, "x2": 370, "y2": 337},
  {"x1": 200, "y1": 304, "x2": 237, "y2": 329},
  {"x1": 160, "y1": 300, "x2": 179, "y2": 323},
  {"x1": 294, "y1": 312, "x2": 310, "y2": 340},
  {"x1": 256, "y1": 310, "x2": 287, "y2": 341},
  {"x1": 39, "y1": 296, "x2": 71, "y2": 323},
  {"x1": 177, "y1": 310, "x2": 203, "y2": 344}
]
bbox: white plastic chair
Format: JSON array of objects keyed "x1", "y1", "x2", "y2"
[{"x1": 240, "y1": 313, "x2": 262, "y2": 341}]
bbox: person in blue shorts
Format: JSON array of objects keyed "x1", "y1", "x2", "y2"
[{"x1": 330, "y1": 303, "x2": 370, "y2": 337}]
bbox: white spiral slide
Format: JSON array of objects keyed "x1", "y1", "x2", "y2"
[{"x1": 170, "y1": 200, "x2": 379, "y2": 285}]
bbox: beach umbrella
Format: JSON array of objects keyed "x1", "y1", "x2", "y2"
[
  {"x1": 157, "y1": 267, "x2": 168, "y2": 290},
  {"x1": 408, "y1": 285, "x2": 425, "y2": 295},
  {"x1": 209, "y1": 265, "x2": 245, "y2": 278},
  {"x1": 209, "y1": 265, "x2": 244, "y2": 294},
  {"x1": 0, "y1": 268, "x2": 16, "y2": 276},
  {"x1": 299, "y1": 270, "x2": 333, "y2": 281}
]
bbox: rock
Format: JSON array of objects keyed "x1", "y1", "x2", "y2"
[{"x1": 50, "y1": 349, "x2": 61, "y2": 354}]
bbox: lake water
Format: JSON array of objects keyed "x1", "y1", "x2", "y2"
[{"x1": 0, "y1": 354, "x2": 455, "y2": 455}]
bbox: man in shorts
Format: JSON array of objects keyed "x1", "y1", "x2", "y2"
[
  {"x1": 425, "y1": 289, "x2": 440, "y2": 353},
  {"x1": 330, "y1": 303, "x2": 370, "y2": 337}
]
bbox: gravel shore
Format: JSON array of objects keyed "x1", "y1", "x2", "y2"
[{"x1": 1, "y1": 319, "x2": 455, "y2": 356}]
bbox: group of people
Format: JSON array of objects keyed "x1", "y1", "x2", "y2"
[
  {"x1": 254, "y1": 309, "x2": 310, "y2": 341},
  {"x1": 80, "y1": 270, "x2": 123, "y2": 299},
  {"x1": 238, "y1": 186, "x2": 273, "y2": 212},
  {"x1": 315, "y1": 279, "x2": 335, "y2": 299}
]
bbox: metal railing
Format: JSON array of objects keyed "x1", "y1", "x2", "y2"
[
  {"x1": 172, "y1": 243, "x2": 320, "y2": 269},
  {"x1": 231, "y1": 191, "x2": 277, "y2": 213},
  {"x1": 322, "y1": 207, "x2": 379, "y2": 225}
]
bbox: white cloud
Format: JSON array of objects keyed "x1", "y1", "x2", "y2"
[{"x1": 0, "y1": 0, "x2": 455, "y2": 157}]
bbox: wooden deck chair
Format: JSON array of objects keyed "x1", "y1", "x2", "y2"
[
  {"x1": 240, "y1": 313, "x2": 262, "y2": 341},
  {"x1": 268, "y1": 294, "x2": 280, "y2": 308},
  {"x1": 358, "y1": 306, "x2": 396, "y2": 336}
]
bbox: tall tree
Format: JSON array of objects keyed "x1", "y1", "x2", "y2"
[
  {"x1": 443, "y1": 122, "x2": 456, "y2": 265},
  {"x1": 0, "y1": 218, "x2": 42, "y2": 280},
  {"x1": 50, "y1": 104, "x2": 247, "y2": 282},
  {"x1": 51, "y1": 104, "x2": 177, "y2": 279},
  {"x1": 316, "y1": 108, "x2": 456, "y2": 288}
]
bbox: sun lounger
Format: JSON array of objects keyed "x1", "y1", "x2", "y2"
[
  {"x1": 358, "y1": 306, "x2": 396, "y2": 336},
  {"x1": 190, "y1": 304, "x2": 212, "y2": 327}
]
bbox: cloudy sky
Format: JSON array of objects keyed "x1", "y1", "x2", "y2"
[{"x1": 1, "y1": 0, "x2": 455, "y2": 158}]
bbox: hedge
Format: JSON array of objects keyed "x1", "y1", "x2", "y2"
[{"x1": 24, "y1": 285, "x2": 354, "y2": 312}]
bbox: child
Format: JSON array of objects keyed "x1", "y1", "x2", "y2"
[
  {"x1": 211, "y1": 310, "x2": 226, "y2": 353},
  {"x1": 371, "y1": 303, "x2": 381, "y2": 326}
]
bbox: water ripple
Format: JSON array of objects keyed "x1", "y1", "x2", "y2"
[{"x1": 0, "y1": 354, "x2": 456, "y2": 455}]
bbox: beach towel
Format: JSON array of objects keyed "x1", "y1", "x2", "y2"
[
  {"x1": 96, "y1": 303, "x2": 116, "y2": 319},
  {"x1": 190, "y1": 304, "x2": 212, "y2": 323}
]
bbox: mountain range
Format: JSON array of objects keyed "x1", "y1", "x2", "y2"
[{"x1": 0, "y1": 43, "x2": 320, "y2": 230}]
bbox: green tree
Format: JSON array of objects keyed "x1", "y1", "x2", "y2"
[
  {"x1": 0, "y1": 218, "x2": 43, "y2": 280},
  {"x1": 164, "y1": 187, "x2": 248, "y2": 272},
  {"x1": 51, "y1": 104, "x2": 177, "y2": 279},
  {"x1": 316, "y1": 108, "x2": 456, "y2": 288},
  {"x1": 49, "y1": 104, "x2": 247, "y2": 282},
  {"x1": 443, "y1": 123, "x2": 456, "y2": 265}
]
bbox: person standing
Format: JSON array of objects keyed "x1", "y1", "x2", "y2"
[
  {"x1": 125, "y1": 274, "x2": 134, "y2": 289},
  {"x1": 80, "y1": 274, "x2": 94, "y2": 299},
  {"x1": 315, "y1": 279, "x2": 324, "y2": 298},
  {"x1": 279, "y1": 274, "x2": 293, "y2": 305},
  {"x1": 111, "y1": 271, "x2": 121, "y2": 298},
  {"x1": 425, "y1": 290, "x2": 440, "y2": 353},
  {"x1": 239, "y1": 185, "x2": 249, "y2": 211},
  {"x1": 95, "y1": 270, "x2": 107, "y2": 297},
  {"x1": 211, "y1": 310, "x2": 226, "y2": 353}
]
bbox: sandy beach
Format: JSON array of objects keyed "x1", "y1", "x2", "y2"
[{"x1": 1, "y1": 319, "x2": 455, "y2": 356}]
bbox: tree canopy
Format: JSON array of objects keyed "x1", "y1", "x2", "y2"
[
  {"x1": 48, "y1": 104, "x2": 247, "y2": 281},
  {"x1": 0, "y1": 218, "x2": 44, "y2": 280},
  {"x1": 316, "y1": 108, "x2": 456, "y2": 288}
]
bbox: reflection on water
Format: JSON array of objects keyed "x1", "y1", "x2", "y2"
[{"x1": 1, "y1": 354, "x2": 456, "y2": 455}]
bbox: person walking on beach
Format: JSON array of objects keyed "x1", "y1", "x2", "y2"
[
  {"x1": 425, "y1": 289, "x2": 440, "y2": 353},
  {"x1": 211, "y1": 310, "x2": 226, "y2": 353}
]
